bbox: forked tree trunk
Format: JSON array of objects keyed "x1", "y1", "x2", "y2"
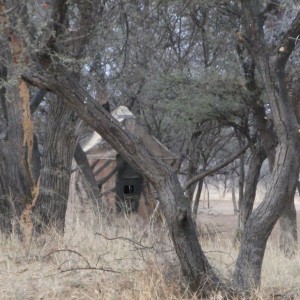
[
  {"x1": 264, "y1": 137, "x2": 298, "y2": 257},
  {"x1": 233, "y1": 2, "x2": 300, "y2": 292},
  {"x1": 280, "y1": 76, "x2": 300, "y2": 256},
  {"x1": 32, "y1": 98, "x2": 78, "y2": 233},
  {"x1": 236, "y1": 11, "x2": 298, "y2": 258},
  {"x1": 233, "y1": 141, "x2": 299, "y2": 290}
]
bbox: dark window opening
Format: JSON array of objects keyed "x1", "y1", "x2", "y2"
[{"x1": 124, "y1": 185, "x2": 134, "y2": 194}]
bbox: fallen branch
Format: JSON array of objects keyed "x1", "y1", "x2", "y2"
[
  {"x1": 57, "y1": 266, "x2": 119, "y2": 273},
  {"x1": 95, "y1": 232, "x2": 154, "y2": 251},
  {"x1": 44, "y1": 249, "x2": 118, "y2": 273}
]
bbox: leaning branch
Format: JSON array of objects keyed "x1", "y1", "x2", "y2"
[
  {"x1": 184, "y1": 143, "x2": 250, "y2": 191},
  {"x1": 22, "y1": 61, "x2": 165, "y2": 184}
]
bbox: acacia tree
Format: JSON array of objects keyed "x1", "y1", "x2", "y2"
[
  {"x1": 1, "y1": 0, "x2": 300, "y2": 296},
  {"x1": 0, "y1": 0, "x2": 222, "y2": 295},
  {"x1": 233, "y1": 1, "x2": 300, "y2": 290},
  {"x1": 232, "y1": 3, "x2": 300, "y2": 255},
  {"x1": 27, "y1": 2, "x2": 300, "y2": 294}
]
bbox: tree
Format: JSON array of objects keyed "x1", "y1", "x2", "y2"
[
  {"x1": 233, "y1": 1, "x2": 300, "y2": 291},
  {"x1": 0, "y1": 2, "x2": 37, "y2": 234},
  {"x1": 1, "y1": 0, "x2": 300, "y2": 296},
  {"x1": 233, "y1": 3, "x2": 300, "y2": 255},
  {"x1": 31, "y1": 0, "x2": 101, "y2": 233},
  {"x1": 0, "y1": 0, "x2": 222, "y2": 294}
]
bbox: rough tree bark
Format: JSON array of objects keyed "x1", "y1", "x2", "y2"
[
  {"x1": 233, "y1": 2, "x2": 300, "y2": 292},
  {"x1": 30, "y1": 0, "x2": 101, "y2": 233},
  {"x1": 32, "y1": 98, "x2": 79, "y2": 233},
  {"x1": 236, "y1": 13, "x2": 298, "y2": 255},
  {"x1": 28, "y1": 0, "x2": 79, "y2": 233},
  {"x1": 29, "y1": 88, "x2": 100, "y2": 233},
  {"x1": 0, "y1": 3, "x2": 36, "y2": 234},
  {"x1": 0, "y1": 76, "x2": 35, "y2": 234},
  {"x1": 277, "y1": 74, "x2": 300, "y2": 257}
]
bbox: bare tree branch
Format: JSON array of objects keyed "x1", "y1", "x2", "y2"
[
  {"x1": 96, "y1": 232, "x2": 154, "y2": 250},
  {"x1": 184, "y1": 143, "x2": 250, "y2": 191},
  {"x1": 44, "y1": 249, "x2": 119, "y2": 273}
]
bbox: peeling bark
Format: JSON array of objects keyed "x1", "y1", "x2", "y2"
[{"x1": 0, "y1": 3, "x2": 36, "y2": 234}]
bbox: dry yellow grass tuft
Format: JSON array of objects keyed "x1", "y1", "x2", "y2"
[{"x1": 0, "y1": 212, "x2": 299, "y2": 299}]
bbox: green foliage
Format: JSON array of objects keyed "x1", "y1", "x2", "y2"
[{"x1": 144, "y1": 70, "x2": 249, "y2": 128}]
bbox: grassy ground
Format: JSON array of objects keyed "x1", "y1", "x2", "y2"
[{"x1": 0, "y1": 209, "x2": 300, "y2": 299}]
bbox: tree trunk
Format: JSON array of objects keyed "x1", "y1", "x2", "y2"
[
  {"x1": 236, "y1": 4, "x2": 298, "y2": 258},
  {"x1": 262, "y1": 129, "x2": 298, "y2": 257},
  {"x1": 234, "y1": 146, "x2": 266, "y2": 244},
  {"x1": 0, "y1": 32, "x2": 35, "y2": 234},
  {"x1": 237, "y1": 18, "x2": 300, "y2": 253},
  {"x1": 153, "y1": 172, "x2": 220, "y2": 293},
  {"x1": 279, "y1": 187, "x2": 298, "y2": 258},
  {"x1": 233, "y1": 2, "x2": 300, "y2": 292},
  {"x1": 233, "y1": 140, "x2": 299, "y2": 291},
  {"x1": 32, "y1": 98, "x2": 78, "y2": 233},
  {"x1": 0, "y1": 80, "x2": 35, "y2": 234}
]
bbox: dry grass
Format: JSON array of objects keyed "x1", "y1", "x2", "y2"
[{"x1": 0, "y1": 212, "x2": 300, "y2": 300}]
